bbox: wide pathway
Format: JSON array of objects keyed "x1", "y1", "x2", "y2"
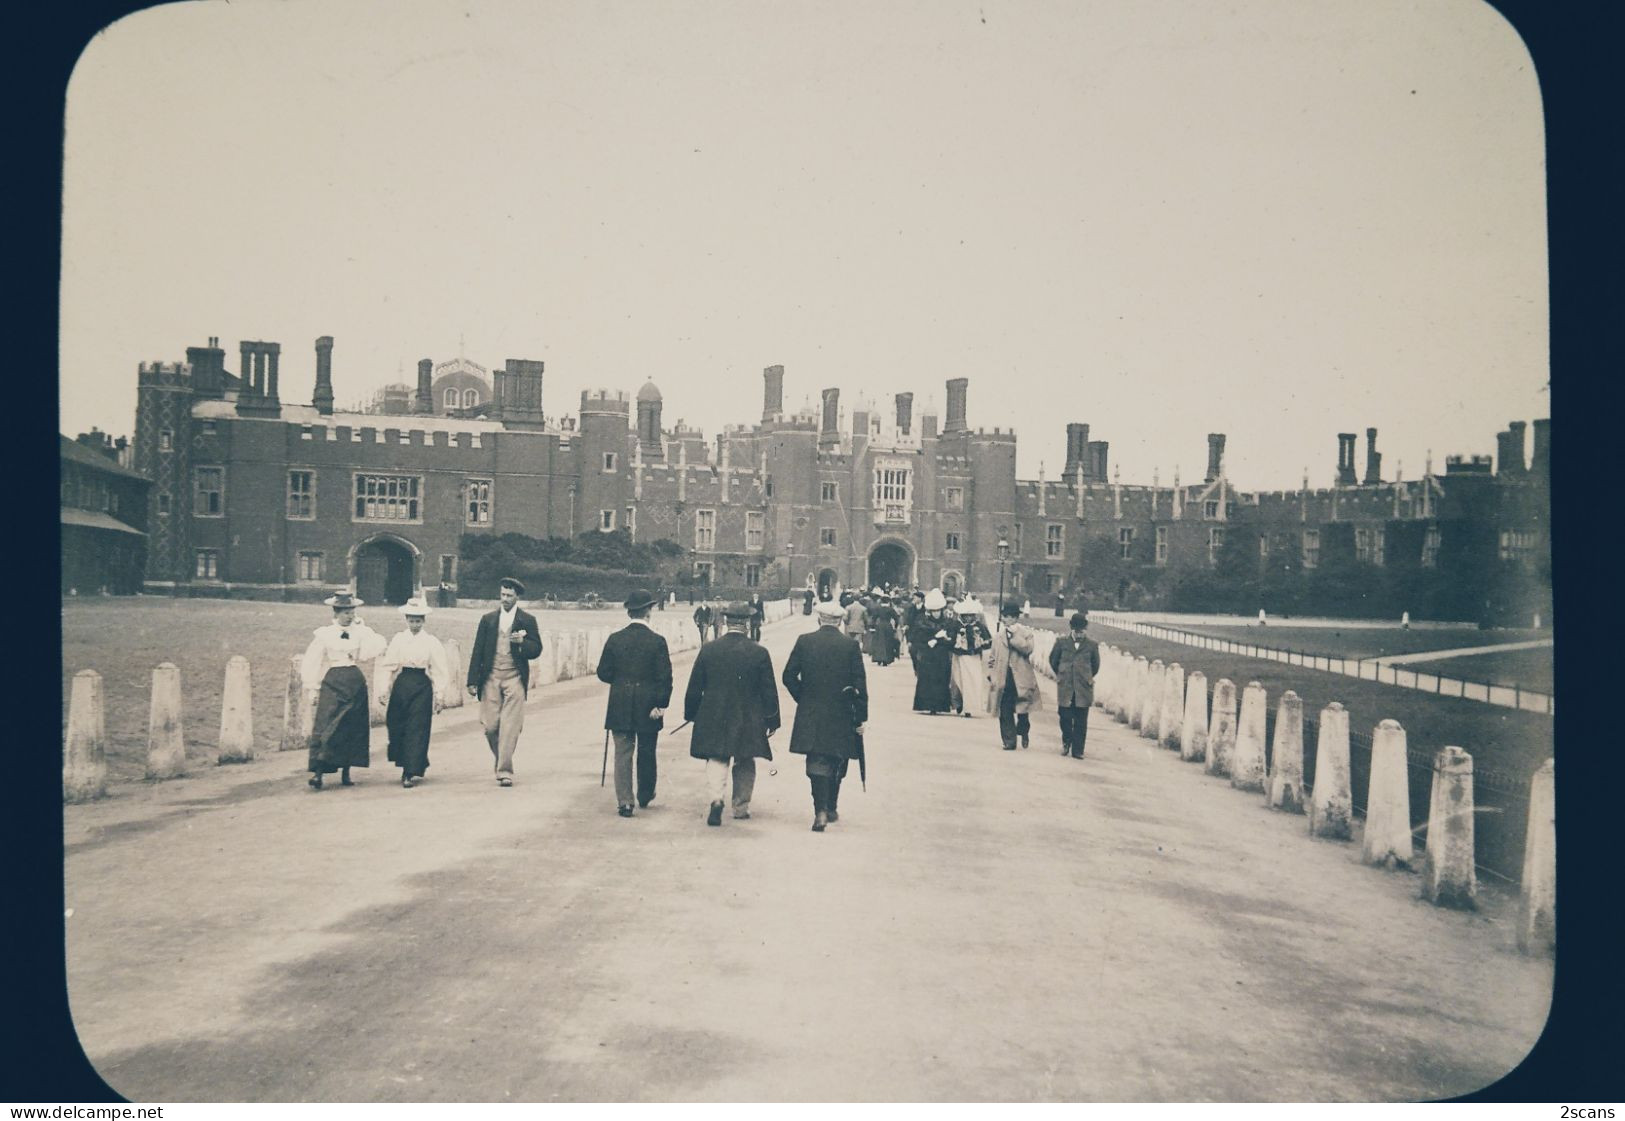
[{"x1": 64, "y1": 614, "x2": 1551, "y2": 1102}]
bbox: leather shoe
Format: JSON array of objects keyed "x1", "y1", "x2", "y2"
[
  {"x1": 618, "y1": 805, "x2": 634, "y2": 818},
  {"x1": 638, "y1": 797, "x2": 652, "y2": 809},
  {"x1": 308, "y1": 773, "x2": 323, "y2": 790},
  {"x1": 812, "y1": 811, "x2": 827, "y2": 832},
  {"x1": 707, "y1": 801, "x2": 724, "y2": 827},
  {"x1": 825, "y1": 810, "x2": 839, "y2": 824}
]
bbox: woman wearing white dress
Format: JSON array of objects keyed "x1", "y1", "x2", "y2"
[
  {"x1": 376, "y1": 597, "x2": 451, "y2": 788},
  {"x1": 301, "y1": 591, "x2": 387, "y2": 790}
]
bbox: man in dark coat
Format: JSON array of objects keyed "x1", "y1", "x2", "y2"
[
  {"x1": 684, "y1": 602, "x2": 782, "y2": 826},
  {"x1": 597, "y1": 588, "x2": 674, "y2": 815},
  {"x1": 1049, "y1": 612, "x2": 1100, "y2": 758},
  {"x1": 867, "y1": 593, "x2": 900, "y2": 666},
  {"x1": 802, "y1": 587, "x2": 815, "y2": 615},
  {"x1": 747, "y1": 592, "x2": 766, "y2": 641},
  {"x1": 782, "y1": 599, "x2": 868, "y2": 831},
  {"x1": 693, "y1": 601, "x2": 714, "y2": 644},
  {"x1": 465, "y1": 577, "x2": 544, "y2": 786}
]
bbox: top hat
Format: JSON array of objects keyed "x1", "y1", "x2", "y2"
[
  {"x1": 623, "y1": 588, "x2": 659, "y2": 611},
  {"x1": 323, "y1": 590, "x2": 364, "y2": 608}
]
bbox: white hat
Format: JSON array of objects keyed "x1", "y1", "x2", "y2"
[
  {"x1": 323, "y1": 590, "x2": 363, "y2": 608},
  {"x1": 956, "y1": 597, "x2": 982, "y2": 615},
  {"x1": 871, "y1": 585, "x2": 884, "y2": 595},
  {"x1": 815, "y1": 599, "x2": 845, "y2": 620},
  {"x1": 398, "y1": 597, "x2": 433, "y2": 617},
  {"x1": 923, "y1": 588, "x2": 947, "y2": 611}
]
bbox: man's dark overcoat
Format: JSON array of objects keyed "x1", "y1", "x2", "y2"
[
  {"x1": 782, "y1": 626, "x2": 869, "y2": 760},
  {"x1": 683, "y1": 631, "x2": 781, "y2": 761},
  {"x1": 1048, "y1": 631, "x2": 1101, "y2": 708},
  {"x1": 596, "y1": 622, "x2": 674, "y2": 732},
  {"x1": 466, "y1": 607, "x2": 543, "y2": 698}
]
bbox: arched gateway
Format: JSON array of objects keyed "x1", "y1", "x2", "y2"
[
  {"x1": 351, "y1": 534, "x2": 419, "y2": 606},
  {"x1": 867, "y1": 539, "x2": 914, "y2": 589}
]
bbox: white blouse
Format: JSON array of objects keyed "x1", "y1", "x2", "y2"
[
  {"x1": 301, "y1": 621, "x2": 388, "y2": 697},
  {"x1": 376, "y1": 629, "x2": 451, "y2": 699}
]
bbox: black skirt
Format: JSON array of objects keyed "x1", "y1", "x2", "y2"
[
  {"x1": 912, "y1": 641, "x2": 954, "y2": 712},
  {"x1": 385, "y1": 667, "x2": 435, "y2": 777},
  {"x1": 309, "y1": 665, "x2": 370, "y2": 773}
]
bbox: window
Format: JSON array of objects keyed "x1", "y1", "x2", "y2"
[
  {"x1": 945, "y1": 531, "x2": 962, "y2": 552},
  {"x1": 1421, "y1": 526, "x2": 1441, "y2": 568},
  {"x1": 287, "y1": 470, "x2": 314, "y2": 519},
  {"x1": 626, "y1": 507, "x2": 637, "y2": 539},
  {"x1": 603, "y1": 452, "x2": 618, "y2": 473},
  {"x1": 1155, "y1": 526, "x2": 1168, "y2": 566},
  {"x1": 1302, "y1": 529, "x2": 1320, "y2": 569},
  {"x1": 195, "y1": 549, "x2": 220, "y2": 580},
  {"x1": 1208, "y1": 527, "x2": 1225, "y2": 565},
  {"x1": 159, "y1": 429, "x2": 173, "y2": 452},
  {"x1": 600, "y1": 509, "x2": 616, "y2": 531},
  {"x1": 746, "y1": 511, "x2": 765, "y2": 551},
  {"x1": 944, "y1": 486, "x2": 964, "y2": 511},
  {"x1": 745, "y1": 563, "x2": 762, "y2": 588},
  {"x1": 1046, "y1": 524, "x2": 1064, "y2": 558},
  {"x1": 194, "y1": 467, "x2": 224, "y2": 516},
  {"x1": 354, "y1": 473, "x2": 421, "y2": 522},
  {"x1": 695, "y1": 509, "x2": 716, "y2": 551},
  {"x1": 1119, "y1": 526, "x2": 1136, "y2": 560},
  {"x1": 821, "y1": 482, "x2": 838, "y2": 502},
  {"x1": 763, "y1": 475, "x2": 774, "y2": 498},
  {"x1": 873, "y1": 464, "x2": 911, "y2": 523},
  {"x1": 463, "y1": 388, "x2": 477, "y2": 409},
  {"x1": 820, "y1": 527, "x2": 837, "y2": 547},
  {"x1": 445, "y1": 388, "x2": 459, "y2": 409},
  {"x1": 157, "y1": 492, "x2": 171, "y2": 516},
  {"x1": 693, "y1": 561, "x2": 714, "y2": 586},
  {"x1": 439, "y1": 555, "x2": 457, "y2": 583},
  {"x1": 1500, "y1": 529, "x2": 1538, "y2": 566},
  {"x1": 1355, "y1": 527, "x2": 1386, "y2": 566},
  {"x1": 877, "y1": 469, "x2": 908, "y2": 502},
  {"x1": 1204, "y1": 499, "x2": 1219, "y2": 519},
  {"x1": 1046, "y1": 573, "x2": 1063, "y2": 593},
  {"x1": 201, "y1": 421, "x2": 218, "y2": 436},
  {"x1": 466, "y1": 479, "x2": 493, "y2": 525},
  {"x1": 296, "y1": 551, "x2": 323, "y2": 582}
]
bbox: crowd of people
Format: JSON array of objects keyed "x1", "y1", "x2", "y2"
[{"x1": 297, "y1": 574, "x2": 1098, "y2": 830}]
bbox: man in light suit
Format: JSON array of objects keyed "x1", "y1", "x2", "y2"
[{"x1": 465, "y1": 577, "x2": 544, "y2": 786}]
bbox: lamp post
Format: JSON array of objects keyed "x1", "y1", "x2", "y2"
[
  {"x1": 785, "y1": 544, "x2": 794, "y2": 594},
  {"x1": 996, "y1": 534, "x2": 1011, "y2": 611}
]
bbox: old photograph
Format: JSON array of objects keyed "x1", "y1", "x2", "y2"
[{"x1": 51, "y1": 0, "x2": 1562, "y2": 1104}]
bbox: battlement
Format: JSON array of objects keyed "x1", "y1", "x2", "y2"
[
  {"x1": 139, "y1": 361, "x2": 192, "y2": 385},
  {"x1": 580, "y1": 388, "x2": 631, "y2": 413},
  {"x1": 970, "y1": 427, "x2": 1018, "y2": 444}
]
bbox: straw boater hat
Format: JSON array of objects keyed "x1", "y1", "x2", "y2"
[
  {"x1": 323, "y1": 590, "x2": 363, "y2": 608},
  {"x1": 923, "y1": 588, "x2": 947, "y2": 611},
  {"x1": 815, "y1": 598, "x2": 845, "y2": 620},
  {"x1": 398, "y1": 596, "x2": 433, "y2": 617},
  {"x1": 623, "y1": 588, "x2": 659, "y2": 611}
]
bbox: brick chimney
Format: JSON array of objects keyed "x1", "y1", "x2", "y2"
[
  {"x1": 819, "y1": 388, "x2": 840, "y2": 448},
  {"x1": 1531, "y1": 418, "x2": 1550, "y2": 476},
  {"x1": 763, "y1": 365, "x2": 784, "y2": 420},
  {"x1": 944, "y1": 378, "x2": 969, "y2": 434},
  {"x1": 235, "y1": 340, "x2": 282, "y2": 416},
  {"x1": 1336, "y1": 433, "x2": 1357, "y2": 485},
  {"x1": 186, "y1": 337, "x2": 228, "y2": 399},
  {"x1": 414, "y1": 358, "x2": 434, "y2": 414},
  {"x1": 495, "y1": 359, "x2": 545, "y2": 429},
  {"x1": 1205, "y1": 433, "x2": 1226, "y2": 482},
  {"x1": 313, "y1": 336, "x2": 335, "y2": 415},
  {"x1": 1497, "y1": 422, "x2": 1527, "y2": 477},
  {"x1": 1065, "y1": 423, "x2": 1091, "y2": 483},
  {"x1": 895, "y1": 392, "x2": 914, "y2": 436},
  {"x1": 1363, "y1": 427, "x2": 1383, "y2": 484}
]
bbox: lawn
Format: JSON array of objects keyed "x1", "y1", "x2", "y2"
[
  {"x1": 61, "y1": 597, "x2": 683, "y2": 784},
  {"x1": 1402, "y1": 647, "x2": 1555, "y2": 694},
  {"x1": 1169, "y1": 623, "x2": 1545, "y2": 661}
]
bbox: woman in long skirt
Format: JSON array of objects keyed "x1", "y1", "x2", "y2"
[
  {"x1": 950, "y1": 597, "x2": 992, "y2": 716},
  {"x1": 868, "y1": 595, "x2": 899, "y2": 666},
  {"x1": 377, "y1": 597, "x2": 451, "y2": 787},
  {"x1": 907, "y1": 589, "x2": 960, "y2": 714},
  {"x1": 301, "y1": 590, "x2": 388, "y2": 790}
]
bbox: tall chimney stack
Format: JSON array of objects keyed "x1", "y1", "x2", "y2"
[
  {"x1": 820, "y1": 388, "x2": 840, "y2": 448},
  {"x1": 1065, "y1": 423, "x2": 1090, "y2": 482},
  {"x1": 1205, "y1": 433, "x2": 1226, "y2": 482},
  {"x1": 763, "y1": 365, "x2": 785, "y2": 421},
  {"x1": 1336, "y1": 433, "x2": 1358, "y2": 485},
  {"x1": 1531, "y1": 418, "x2": 1550, "y2": 476},
  {"x1": 313, "y1": 336, "x2": 334, "y2": 415},
  {"x1": 414, "y1": 358, "x2": 434, "y2": 414},
  {"x1": 1363, "y1": 427, "x2": 1382, "y2": 484},
  {"x1": 944, "y1": 378, "x2": 969, "y2": 434},
  {"x1": 1497, "y1": 422, "x2": 1527, "y2": 477},
  {"x1": 894, "y1": 392, "x2": 914, "y2": 436}
]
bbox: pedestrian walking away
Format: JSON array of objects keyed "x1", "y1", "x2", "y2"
[
  {"x1": 950, "y1": 597, "x2": 992, "y2": 717},
  {"x1": 783, "y1": 599, "x2": 868, "y2": 831},
  {"x1": 907, "y1": 588, "x2": 959, "y2": 715},
  {"x1": 466, "y1": 577, "x2": 544, "y2": 786},
  {"x1": 596, "y1": 588, "x2": 673, "y2": 816},
  {"x1": 867, "y1": 589, "x2": 900, "y2": 666},
  {"x1": 683, "y1": 601, "x2": 781, "y2": 825},
  {"x1": 1048, "y1": 612, "x2": 1100, "y2": 759},
  {"x1": 843, "y1": 594, "x2": 870, "y2": 654},
  {"x1": 989, "y1": 598, "x2": 1038, "y2": 749},
  {"x1": 376, "y1": 596, "x2": 451, "y2": 787},
  {"x1": 301, "y1": 590, "x2": 387, "y2": 790},
  {"x1": 747, "y1": 592, "x2": 765, "y2": 641}
]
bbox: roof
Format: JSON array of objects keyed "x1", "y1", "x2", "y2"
[
  {"x1": 637, "y1": 380, "x2": 663, "y2": 402},
  {"x1": 191, "y1": 398, "x2": 559, "y2": 437},
  {"x1": 59, "y1": 435, "x2": 149, "y2": 482},
  {"x1": 61, "y1": 507, "x2": 146, "y2": 536}
]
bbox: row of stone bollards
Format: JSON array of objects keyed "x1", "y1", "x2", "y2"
[
  {"x1": 1081, "y1": 640, "x2": 1555, "y2": 956},
  {"x1": 64, "y1": 601, "x2": 791, "y2": 806}
]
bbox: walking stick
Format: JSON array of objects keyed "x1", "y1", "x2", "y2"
[{"x1": 600, "y1": 728, "x2": 610, "y2": 787}]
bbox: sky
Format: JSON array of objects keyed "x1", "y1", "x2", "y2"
[{"x1": 59, "y1": 0, "x2": 1548, "y2": 489}]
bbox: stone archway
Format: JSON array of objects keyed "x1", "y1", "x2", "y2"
[
  {"x1": 940, "y1": 569, "x2": 963, "y2": 599},
  {"x1": 351, "y1": 533, "x2": 420, "y2": 606},
  {"x1": 866, "y1": 538, "x2": 914, "y2": 589},
  {"x1": 816, "y1": 568, "x2": 839, "y2": 599}
]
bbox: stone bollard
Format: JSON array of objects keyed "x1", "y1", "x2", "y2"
[
  {"x1": 1308, "y1": 702, "x2": 1353, "y2": 840},
  {"x1": 1128, "y1": 657, "x2": 1149, "y2": 728},
  {"x1": 1361, "y1": 720, "x2": 1414, "y2": 868},
  {"x1": 1180, "y1": 671, "x2": 1208, "y2": 763},
  {"x1": 1204, "y1": 679, "x2": 1238, "y2": 778},
  {"x1": 279, "y1": 656, "x2": 304, "y2": 751},
  {"x1": 1159, "y1": 663, "x2": 1185, "y2": 750},
  {"x1": 1518, "y1": 759, "x2": 1555, "y2": 954},
  {"x1": 146, "y1": 663, "x2": 188, "y2": 778},
  {"x1": 444, "y1": 639, "x2": 465, "y2": 707},
  {"x1": 575, "y1": 630, "x2": 589, "y2": 676},
  {"x1": 1142, "y1": 661, "x2": 1165, "y2": 740},
  {"x1": 1421, "y1": 746, "x2": 1477, "y2": 909},
  {"x1": 1230, "y1": 682, "x2": 1268, "y2": 792},
  {"x1": 63, "y1": 669, "x2": 109, "y2": 803},
  {"x1": 218, "y1": 655, "x2": 255, "y2": 763},
  {"x1": 1266, "y1": 690, "x2": 1306, "y2": 813},
  {"x1": 555, "y1": 632, "x2": 572, "y2": 680},
  {"x1": 1401, "y1": 610, "x2": 1410, "y2": 629}
]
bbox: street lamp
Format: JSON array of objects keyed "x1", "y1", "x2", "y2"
[{"x1": 996, "y1": 534, "x2": 1011, "y2": 611}]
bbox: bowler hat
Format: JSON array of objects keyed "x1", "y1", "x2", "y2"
[
  {"x1": 1070, "y1": 612, "x2": 1089, "y2": 629},
  {"x1": 499, "y1": 577, "x2": 526, "y2": 594},
  {"x1": 722, "y1": 601, "x2": 754, "y2": 621},
  {"x1": 323, "y1": 590, "x2": 364, "y2": 608},
  {"x1": 623, "y1": 588, "x2": 659, "y2": 611},
  {"x1": 1001, "y1": 598, "x2": 1024, "y2": 618}
]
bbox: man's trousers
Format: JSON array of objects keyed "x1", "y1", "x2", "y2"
[
  {"x1": 1058, "y1": 705, "x2": 1090, "y2": 757},
  {"x1": 703, "y1": 756, "x2": 757, "y2": 815},
  {"x1": 612, "y1": 729, "x2": 659, "y2": 806}
]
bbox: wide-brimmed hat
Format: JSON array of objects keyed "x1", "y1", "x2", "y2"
[
  {"x1": 923, "y1": 588, "x2": 947, "y2": 611},
  {"x1": 722, "y1": 601, "x2": 755, "y2": 621},
  {"x1": 956, "y1": 597, "x2": 983, "y2": 615},
  {"x1": 623, "y1": 588, "x2": 659, "y2": 611},
  {"x1": 870, "y1": 585, "x2": 884, "y2": 595},
  {"x1": 815, "y1": 599, "x2": 845, "y2": 620},
  {"x1": 323, "y1": 591, "x2": 363, "y2": 608},
  {"x1": 499, "y1": 577, "x2": 526, "y2": 594},
  {"x1": 398, "y1": 597, "x2": 432, "y2": 617}
]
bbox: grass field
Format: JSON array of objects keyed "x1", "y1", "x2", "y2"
[
  {"x1": 1402, "y1": 647, "x2": 1556, "y2": 694},
  {"x1": 1171, "y1": 623, "x2": 1546, "y2": 661},
  {"x1": 61, "y1": 598, "x2": 678, "y2": 784}
]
